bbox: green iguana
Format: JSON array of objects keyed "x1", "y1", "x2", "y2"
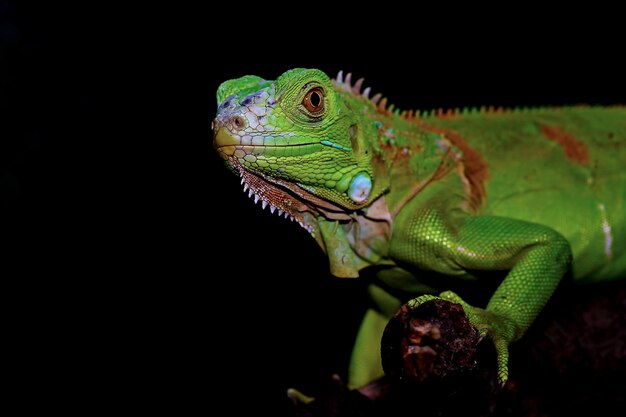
[{"x1": 212, "y1": 68, "x2": 626, "y2": 388}]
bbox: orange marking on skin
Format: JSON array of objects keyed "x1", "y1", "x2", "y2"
[
  {"x1": 417, "y1": 122, "x2": 490, "y2": 211},
  {"x1": 539, "y1": 125, "x2": 589, "y2": 165}
]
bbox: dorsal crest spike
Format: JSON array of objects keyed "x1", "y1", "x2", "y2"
[
  {"x1": 371, "y1": 93, "x2": 382, "y2": 105},
  {"x1": 435, "y1": 108, "x2": 463, "y2": 120},
  {"x1": 378, "y1": 97, "x2": 388, "y2": 112},
  {"x1": 362, "y1": 87, "x2": 371, "y2": 98},
  {"x1": 336, "y1": 70, "x2": 344, "y2": 83},
  {"x1": 344, "y1": 72, "x2": 352, "y2": 86},
  {"x1": 352, "y1": 78, "x2": 364, "y2": 94}
]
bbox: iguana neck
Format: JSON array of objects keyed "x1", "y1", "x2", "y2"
[{"x1": 311, "y1": 106, "x2": 464, "y2": 278}]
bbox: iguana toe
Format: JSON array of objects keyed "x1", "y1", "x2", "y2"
[{"x1": 286, "y1": 388, "x2": 315, "y2": 405}]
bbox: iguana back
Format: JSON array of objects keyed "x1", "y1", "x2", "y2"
[{"x1": 378, "y1": 107, "x2": 626, "y2": 282}]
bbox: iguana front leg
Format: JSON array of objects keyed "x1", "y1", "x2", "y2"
[{"x1": 391, "y1": 211, "x2": 573, "y2": 383}]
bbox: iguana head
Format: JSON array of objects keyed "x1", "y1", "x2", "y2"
[{"x1": 212, "y1": 68, "x2": 385, "y2": 234}]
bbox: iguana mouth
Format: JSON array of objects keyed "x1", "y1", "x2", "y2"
[
  {"x1": 225, "y1": 157, "x2": 352, "y2": 234},
  {"x1": 214, "y1": 125, "x2": 323, "y2": 155},
  {"x1": 214, "y1": 123, "x2": 348, "y2": 232},
  {"x1": 215, "y1": 143, "x2": 321, "y2": 151}
]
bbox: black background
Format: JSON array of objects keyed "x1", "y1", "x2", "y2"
[{"x1": 3, "y1": 2, "x2": 624, "y2": 414}]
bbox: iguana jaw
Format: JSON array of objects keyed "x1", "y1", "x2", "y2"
[{"x1": 223, "y1": 155, "x2": 352, "y2": 234}]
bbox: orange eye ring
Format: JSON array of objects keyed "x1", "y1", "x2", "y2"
[{"x1": 302, "y1": 88, "x2": 324, "y2": 113}]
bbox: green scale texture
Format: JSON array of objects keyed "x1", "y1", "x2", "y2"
[{"x1": 213, "y1": 68, "x2": 626, "y2": 387}]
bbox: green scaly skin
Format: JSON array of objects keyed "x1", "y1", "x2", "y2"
[{"x1": 212, "y1": 68, "x2": 626, "y2": 388}]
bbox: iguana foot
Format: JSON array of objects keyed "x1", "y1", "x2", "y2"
[{"x1": 409, "y1": 291, "x2": 516, "y2": 385}]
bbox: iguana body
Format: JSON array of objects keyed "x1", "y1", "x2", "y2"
[{"x1": 212, "y1": 68, "x2": 626, "y2": 387}]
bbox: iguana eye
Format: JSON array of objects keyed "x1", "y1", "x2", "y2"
[{"x1": 302, "y1": 88, "x2": 324, "y2": 113}]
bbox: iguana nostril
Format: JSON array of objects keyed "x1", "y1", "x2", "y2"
[{"x1": 231, "y1": 116, "x2": 246, "y2": 130}]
